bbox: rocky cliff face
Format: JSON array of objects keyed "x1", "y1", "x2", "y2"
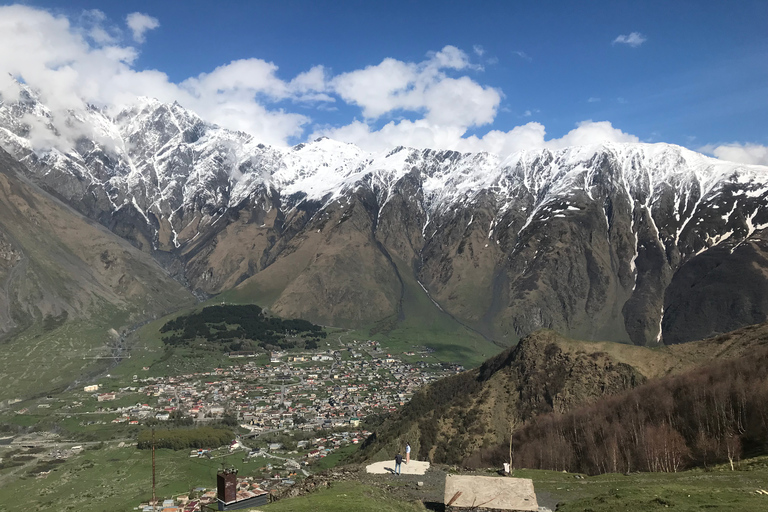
[
  {"x1": 356, "y1": 330, "x2": 647, "y2": 464},
  {"x1": 1, "y1": 81, "x2": 767, "y2": 344},
  {"x1": 0, "y1": 146, "x2": 195, "y2": 339},
  {"x1": 355, "y1": 323, "x2": 768, "y2": 465}
]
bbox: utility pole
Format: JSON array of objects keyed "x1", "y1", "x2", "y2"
[{"x1": 152, "y1": 428, "x2": 157, "y2": 511}]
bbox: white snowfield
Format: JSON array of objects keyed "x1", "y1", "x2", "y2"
[{"x1": 365, "y1": 460, "x2": 430, "y2": 475}]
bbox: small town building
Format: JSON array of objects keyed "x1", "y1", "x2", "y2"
[{"x1": 216, "y1": 469, "x2": 268, "y2": 510}]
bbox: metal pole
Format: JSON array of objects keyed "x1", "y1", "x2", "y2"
[{"x1": 152, "y1": 428, "x2": 157, "y2": 510}]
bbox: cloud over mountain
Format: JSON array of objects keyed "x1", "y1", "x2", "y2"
[{"x1": 700, "y1": 143, "x2": 768, "y2": 166}]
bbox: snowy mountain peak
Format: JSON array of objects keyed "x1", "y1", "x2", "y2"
[
  {"x1": 0, "y1": 93, "x2": 766, "y2": 250},
  {"x1": 0, "y1": 93, "x2": 767, "y2": 347}
]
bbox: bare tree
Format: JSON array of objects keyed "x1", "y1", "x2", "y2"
[{"x1": 504, "y1": 413, "x2": 520, "y2": 475}]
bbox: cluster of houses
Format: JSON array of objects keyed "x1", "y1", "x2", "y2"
[
  {"x1": 96, "y1": 340, "x2": 461, "y2": 511},
  {"x1": 88, "y1": 340, "x2": 462, "y2": 432}
]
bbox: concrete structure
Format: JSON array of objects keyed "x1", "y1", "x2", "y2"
[
  {"x1": 216, "y1": 490, "x2": 268, "y2": 511},
  {"x1": 216, "y1": 469, "x2": 269, "y2": 510},
  {"x1": 217, "y1": 469, "x2": 237, "y2": 504},
  {"x1": 365, "y1": 460, "x2": 430, "y2": 475},
  {"x1": 443, "y1": 475, "x2": 538, "y2": 511}
]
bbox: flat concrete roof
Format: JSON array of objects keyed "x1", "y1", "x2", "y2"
[
  {"x1": 365, "y1": 460, "x2": 430, "y2": 475},
  {"x1": 443, "y1": 475, "x2": 538, "y2": 511}
]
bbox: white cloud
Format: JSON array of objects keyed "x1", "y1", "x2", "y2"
[
  {"x1": 310, "y1": 119, "x2": 467, "y2": 154},
  {"x1": 460, "y1": 120, "x2": 638, "y2": 156},
  {"x1": 78, "y1": 9, "x2": 117, "y2": 45},
  {"x1": 289, "y1": 65, "x2": 333, "y2": 102},
  {"x1": 422, "y1": 76, "x2": 498, "y2": 126},
  {"x1": 612, "y1": 32, "x2": 647, "y2": 47},
  {"x1": 126, "y1": 12, "x2": 159, "y2": 43},
  {"x1": 181, "y1": 58, "x2": 289, "y2": 100},
  {"x1": 700, "y1": 143, "x2": 768, "y2": 166},
  {"x1": 473, "y1": 45, "x2": 485, "y2": 57},
  {"x1": 512, "y1": 50, "x2": 532, "y2": 62},
  {"x1": 332, "y1": 58, "x2": 417, "y2": 119},
  {"x1": 587, "y1": 97, "x2": 601, "y2": 103},
  {"x1": 313, "y1": 118, "x2": 640, "y2": 158},
  {"x1": 430, "y1": 45, "x2": 472, "y2": 70},
  {"x1": 547, "y1": 120, "x2": 639, "y2": 148},
  {"x1": 0, "y1": 5, "x2": 328, "y2": 147},
  {"x1": 331, "y1": 46, "x2": 498, "y2": 128}
]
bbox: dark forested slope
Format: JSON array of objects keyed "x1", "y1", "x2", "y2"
[{"x1": 358, "y1": 322, "x2": 768, "y2": 467}]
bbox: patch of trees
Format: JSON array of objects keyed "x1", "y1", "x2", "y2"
[
  {"x1": 160, "y1": 304, "x2": 325, "y2": 351},
  {"x1": 0, "y1": 459, "x2": 24, "y2": 470},
  {"x1": 137, "y1": 427, "x2": 233, "y2": 450},
  {"x1": 27, "y1": 459, "x2": 65, "y2": 475},
  {"x1": 355, "y1": 362, "x2": 485, "y2": 462},
  {"x1": 472, "y1": 347, "x2": 768, "y2": 474},
  {"x1": 143, "y1": 410, "x2": 193, "y2": 428},
  {"x1": 401, "y1": 370, "x2": 482, "y2": 423},
  {"x1": 43, "y1": 310, "x2": 68, "y2": 331}
]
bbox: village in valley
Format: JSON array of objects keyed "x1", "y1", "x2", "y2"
[
  {"x1": 120, "y1": 340, "x2": 460, "y2": 432},
  {"x1": 1, "y1": 337, "x2": 463, "y2": 511}
]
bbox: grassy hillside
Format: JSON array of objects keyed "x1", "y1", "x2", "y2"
[
  {"x1": 522, "y1": 459, "x2": 768, "y2": 512},
  {"x1": 263, "y1": 480, "x2": 426, "y2": 512},
  {"x1": 0, "y1": 305, "x2": 128, "y2": 401},
  {"x1": 0, "y1": 445, "x2": 256, "y2": 512},
  {"x1": 3, "y1": 442, "x2": 768, "y2": 512},
  {"x1": 264, "y1": 458, "x2": 768, "y2": 512},
  {"x1": 219, "y1": 251, "x2": 501, "y2": 368},
  {"x1": 1, "y1": 315, "x2": 767, "y2": 511},
  {"x1": 0, "y1": 151, "x2": 196, "y2": 402}
]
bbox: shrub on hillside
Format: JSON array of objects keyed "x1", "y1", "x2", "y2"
[{"x1": 137, "y1": 427, "x2": 233, "y2": 450}]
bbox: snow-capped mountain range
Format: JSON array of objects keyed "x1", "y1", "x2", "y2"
[{"x1": 1, "y1": 83, "x2": 767, "y2": 346}]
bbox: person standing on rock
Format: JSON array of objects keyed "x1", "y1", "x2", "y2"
[
  {"x1": 406, "y1": 443, "x2": 411, "y2": 464},
  {"x1": 394, "y1": 452, "x2": 403, "y2": 475}
]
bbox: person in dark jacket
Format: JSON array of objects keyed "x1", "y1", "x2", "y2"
[{"x1": 394, "y1": 452, "x2": 403, "y2": 475}]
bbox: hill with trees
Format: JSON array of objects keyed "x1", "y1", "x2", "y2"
[
  {"x1": 475, "y1": 340, "x2": 768, "y2": 474},
  {"x1": 357, "y1": 322, "x2": 768, "y2": 471},
  {"x1": 160, "y1": 304, "x2": 326, "y2": 352}
]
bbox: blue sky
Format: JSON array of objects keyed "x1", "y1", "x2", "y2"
[{"x1": 2, "y1": 1, "x2": 767, "y2": 163}]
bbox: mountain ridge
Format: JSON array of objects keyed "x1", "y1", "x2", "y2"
[
  {"x1": 1, "y1": 83, "x2": 767, "y2": 345},
  {"x1": 0, "y1": 144, "x2": 196, "y2": 400}
]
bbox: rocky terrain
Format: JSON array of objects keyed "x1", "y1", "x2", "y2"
[
  {"x1": 356, "y1": 322, "x2": 768, "y2": 466},
  {"x1": 1, "y1": 80, "x2": 767, "y2": 345},
  {"x1": 0, "y1": 146, "x2": 195, "y2": 338}
]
